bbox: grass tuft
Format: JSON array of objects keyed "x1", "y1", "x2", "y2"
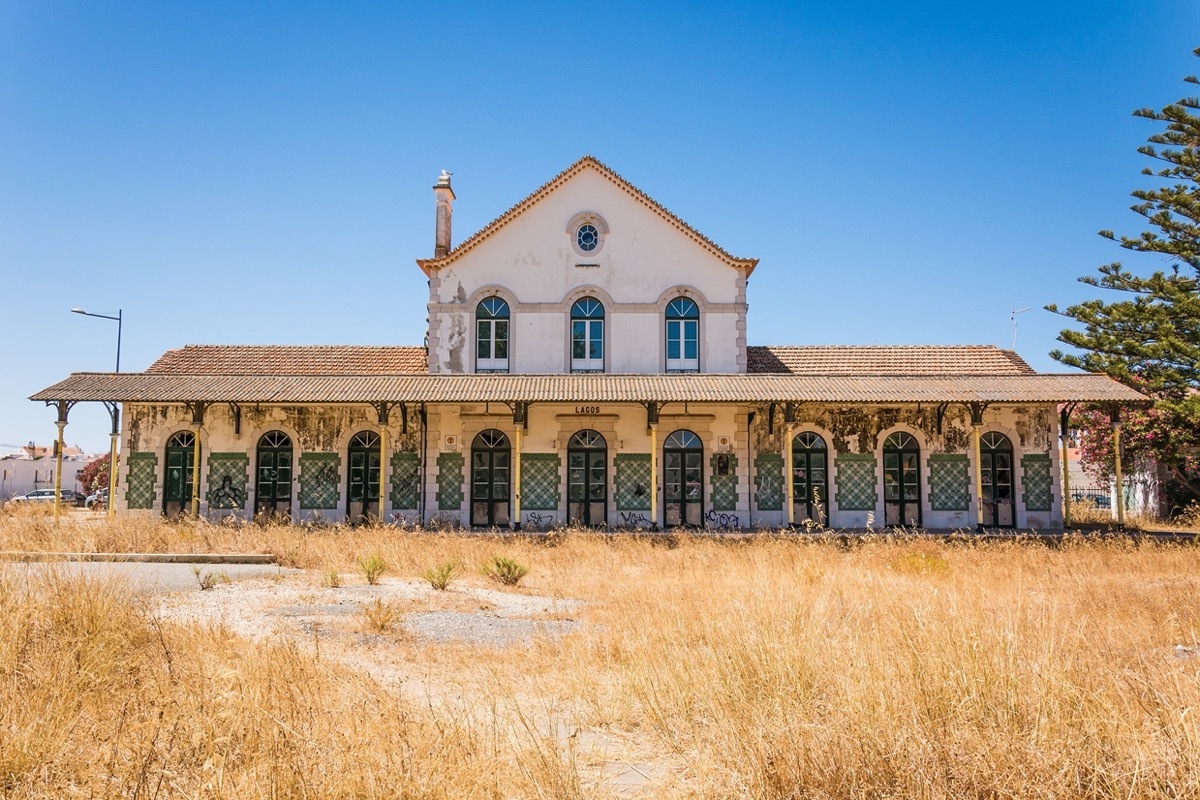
[{"x1": 481, "y1": 554, "x2": 529, "y2": 586}]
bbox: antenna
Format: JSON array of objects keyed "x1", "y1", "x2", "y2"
[{"x1": 1010, "y1": 304, "x2": 1031, "y2": 350}]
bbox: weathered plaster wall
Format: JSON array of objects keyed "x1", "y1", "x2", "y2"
[{"x1": 118, "y1": 400, "x2": 1063, "y2": 531}]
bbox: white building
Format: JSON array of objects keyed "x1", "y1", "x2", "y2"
[{"x1": 32, "y1": 157, "x2": 1145, "y2": 529}]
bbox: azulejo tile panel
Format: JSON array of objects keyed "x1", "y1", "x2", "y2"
[
  {"x1": 125, "y1": 451, "x2": 157, "y2": 510},
  {"x1": 437, "y1": 452, "x2": 464, "y2": 510},
  {"x1": 928, "y1": 454, "x2": 970, "y2": 511},
  {"x1": 206, "y1": 452, "x2": 249, "y2": 511},
  {"x1": 299, "y1": 453, "x2": 341, "y2": 510},
  {"x1": 835, "y1": 453, "x2": 877, "y2": 511},
  {"x1": 1022, "y1": 453, "x2": 1053, "y2": 511},
  {"x1": 710, "y1": 453, "x2": 738, "y2": 511},
  {"x1": 521, "y1": 453, "x2": 560, "y2": 510},
  {"x1": 754, "y1": 453, "x2": 783, "y2": 511},
  {"x1": 389, "y1": 451, "x2": 420, "y2": 510},
  {"x1": 615, "y1": 454, "x2": 651, "y2": 511}
]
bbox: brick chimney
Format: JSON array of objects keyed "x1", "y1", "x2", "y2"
[{"x1": 434, "y1": 170, "x2": 455, "y2": 258}]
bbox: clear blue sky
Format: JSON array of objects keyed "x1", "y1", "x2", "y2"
[{"x1": 2, "y1": 1, "x2": 1196, "y2": 452}]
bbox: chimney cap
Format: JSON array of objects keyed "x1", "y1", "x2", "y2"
[{"x1": 435, "y1": 169, "x2": 453, "y2": 189}]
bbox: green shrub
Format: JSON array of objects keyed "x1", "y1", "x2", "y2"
[
  {"x1": 423, "y1": 561, "x2": 457, "y2": 591},
  {"x1": 358, "y1": 554, "x2": 387, "y2": 585},
  {"x1": 481, "y1": 555, "x2": 529, "y2": 586}
]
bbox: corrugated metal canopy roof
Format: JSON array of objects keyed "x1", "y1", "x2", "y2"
[{"x1": 30, "y1": 371, "x2": 1148, "y2": 405}]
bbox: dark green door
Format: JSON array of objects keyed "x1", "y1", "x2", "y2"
[
  {"x1": 163, "y1": 431, "x2": 196, "y2": 518},
  {"x1": 347, "y1": 431, "x2": 380, "y2": 524},
  {"x1": 471, "y1": 429, "x2": 510, "y2": 527},
  {"x1": 883, "y1": 432, "x2": 921, "y2": 527},
  {"x1": 792, "y1": 431, "x2": 828, "y2": 524},
  {"x1": 664, "y1": 430, "x2": 703, "y2": 527},
  {"x1": 568, "y1": 430, "x2": 607, "y2": 526},
  {"x1": 255, "y1": 431, "x2": 293, "y2": 518}
]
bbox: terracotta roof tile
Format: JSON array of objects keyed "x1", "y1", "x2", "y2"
[
  {"x1": 747, "y1": 345, "x2": 1036, "y2": 376},
  {"x1": 416, "y1": 155, "x2": 758, "y2": 276},
  {"x1": 31, "y1": 372, "x2": 1147, "y2": 405},
  {"x1": 146, "y1": 345, "x2": 428, "y2": 376}
]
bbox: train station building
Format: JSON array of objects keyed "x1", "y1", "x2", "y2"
[{"x1": 32, "y1": 157, "x2": 1145, "y2": 529}]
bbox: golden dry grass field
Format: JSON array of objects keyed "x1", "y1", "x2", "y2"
[{"x1": 2, "y1": 510, "x2": 1199, "y2": 798}]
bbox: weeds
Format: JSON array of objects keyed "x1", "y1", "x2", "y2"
[
  {"x1": 322, "y1": 569, "x2": 342, "y2": 588},
  {"x1": 481, "y1": 554, "x2": 529, "y2": 586},
  {"x1": 191, "y1": 565, "x2": 229, "y2": 590},
  {"x1": 422, "y1": 561, "x2": 457, "y2": 590},
  {"x1": 359, "y1": 597, "x2": 400, "y2": 633},
  {"x1": 358, "y1": 553, "x2": 387, "y2": 585}
]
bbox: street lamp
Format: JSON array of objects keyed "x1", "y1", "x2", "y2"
[
  {"x1": 71, "y1": 308, "x2": 123, "y2": 517},
  {"x1": 71, "y1": 308, "x2": 122, "y2": 372}
]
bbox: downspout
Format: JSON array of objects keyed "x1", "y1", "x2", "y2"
[
  {"x1": 746, "y1": 411, "x2": 755, "y2": 529},
  {"x1": 419, "y1": 403, "x2": 428, "y2": 525},
  {"x1": 190, "y1": 428, "x2": 202, "y2": 518},
  {"x1": 378, "y1": 425, "x2": 387, "y2": 524}
]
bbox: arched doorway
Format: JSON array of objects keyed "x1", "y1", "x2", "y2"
[
  {"x1": 792, "y1": 431, "x2": 828, "y2": 525},
  {"x1": 980, "y1": 431, "x2": 1014, "y2": 528},
  {"x1": 163, "y1": 430, "x2": 196, "y2": 518},
  {"x1": 663, "y1": 429, "x2": 703, "y2": 527},
  {"x1": 883, "y1": 432, "x2": 921, "y2": 527},
  {"x1": 255, "y1": 430, "x2": 293, "y2": 518},
  {"x1": 471, "y1": 429, "x2": 511, "y2": 527},
  {"x1": 347, "y1": 430, "x2": 380, "y2": 524},
  {"x1": 568, "y1": 430, "x2": 607, "y2": 526}
]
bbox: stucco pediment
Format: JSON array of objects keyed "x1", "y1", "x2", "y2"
[{"x1": 416, "y1": 156, "x2": 757, "y2": 279}]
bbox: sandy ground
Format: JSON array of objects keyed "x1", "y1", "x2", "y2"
[{"x1": 146, "y1": 568, "x2": 675, "y2": 797}]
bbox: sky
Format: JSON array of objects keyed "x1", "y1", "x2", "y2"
[{"x1": 1, "y1": 1, "x2": 1197, "y2": 453}]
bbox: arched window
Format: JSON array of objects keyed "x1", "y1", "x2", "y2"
[
  {"x1": 476, "y1": 297, "x2": 509, "y2": 373},
  {"x1": 665, "y1": 297, "x2": 699, "y2": 372},
  {"x1": 255, "y1": 431, "x2": 292, "y2": 518},
  {"x1": 663, "y1": 429, "x2": 703, "y2": 527},
  {"x1": 980, "y1": 431, "x2": 1014, "y2": 528},
  {"x1": 568, "y1": 430, "x2": 607, "y2": 526},
  {"x1": 347, "y1": 430, "x2": 381, "y2": 524},
  {"x1": 883, "y1": 432, "x2": 921, "y2": 527},
  {"x1": 792, "y1": 431, "x2": 828, "y2": 524},
  {"x1": 471, "y1": 429, "x2": 511, "y2": 527},
  {"x1": 570, "y1": 297, "x2": 604, "y2": 372},
  {"x1": 163, "y1": 431, "x2": 196, "y2": 518}
]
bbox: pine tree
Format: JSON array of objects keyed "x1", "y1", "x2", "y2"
[{"x1": 1047, "y1": 50, "x2": 1200, "y2": 511}]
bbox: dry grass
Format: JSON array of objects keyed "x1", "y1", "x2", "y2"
[{"x1": 2, "y1": 513, "x2": 1200, "y2": 798}]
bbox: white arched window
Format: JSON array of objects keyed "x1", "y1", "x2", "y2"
[
  {"x1": 665, "y1": 297, "x2": 699, "y2": 372},
  {"x1": 571, "y1": 297, "x2": 604, "y2": 372},
  {"x1": 476, "y1": 297, "x2": 509, "y2": 373}
]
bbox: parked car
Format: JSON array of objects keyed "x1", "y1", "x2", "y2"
[
  {"x1": 9, "y1": 489, "x2": 87, "y2": 506},
  {"x1": 85, "y1": 488, "x2": 109, "y2": 510}
]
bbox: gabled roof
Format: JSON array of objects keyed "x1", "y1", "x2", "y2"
[
  {"x1": 147, "y1": 345, "x2": 427, "y2": 375},
  {"x1": 416, "y1": 155, "x2": 759, "y2": 276},
  {"x1": 747, "y1": 345, "x2": 1036, "y2": 376}
]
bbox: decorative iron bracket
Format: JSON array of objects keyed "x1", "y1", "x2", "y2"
[
  {"x1": 512, "y1": 401, "x2": 530, "y2": 429},
  {"x1": 45, "y1": 399, "x2": 77, "y2": 424},
  {"x1": 102, "y1": 401, "x2": 121, "y2": 435},
  {"x1": 963, "y1": 401, "x2": 989, "y2": 426},
  {"x1": 1059, "y1": 401, "x2": 1078, "y2": 438},
  {"x1": 183, "y1": 401, "x2": 209, "y2": 426},
  {"x1": 641, "y1": 401, "x2": 661, "y2": 429},
  {"x1": 935, "y1": 402, "x2": 950, "y2": 435}
]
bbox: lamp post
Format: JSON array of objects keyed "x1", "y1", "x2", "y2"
[{"x1": 71, "y1": 308, "x2": 122, "y2": 517}]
